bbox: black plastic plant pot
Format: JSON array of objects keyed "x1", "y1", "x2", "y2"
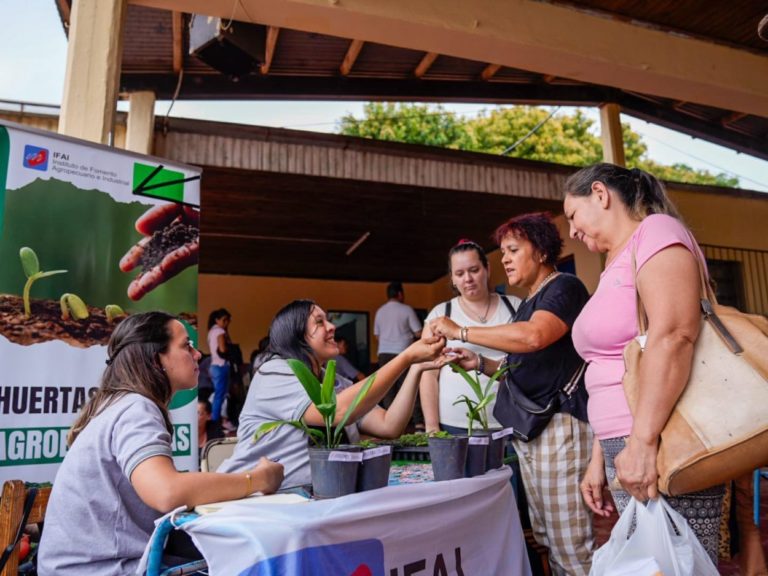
[
  {"x1": 428, "y1": 436, "x2": 468, "y2": 481},
  {"x1": 486, "y1": 434, "x2": 506, "y2": 471},
  {"x1": 308, "y1": 446, "x2": 361, "y2": 498},
  {"x1": 357, "y1": 446, "x2": 393, "y2": 492},
  {"x1": 466, "y1": 434, "x2": 489, "y2": 478}
]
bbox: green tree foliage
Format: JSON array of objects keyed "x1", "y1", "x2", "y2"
[{"x1": 337, "y1": 103, "x2": 739, "y2": 187}]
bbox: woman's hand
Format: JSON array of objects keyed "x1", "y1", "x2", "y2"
[
  {"x1": 614, "y1": 436, "x2": 659, "y2": 501},
  {"x1": 250, "y1": 457, "x2": 284, "y2": 495},
  {"x1": 405, "y1": 335, "x2": 446, "y2": 363},
  {"x1": 437, "y1": 347, "x2": 479, "y2": 371},
  {"x1": 580, "y1": 455, "x2": 613, "y2": 517},
  {"x1": 429, "y1": 316, "x2": 461, "y2": 341}
]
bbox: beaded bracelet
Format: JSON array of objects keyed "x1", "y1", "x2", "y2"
[{"x1": 476, "y1": 353, "x2": 486, "y2": 375}]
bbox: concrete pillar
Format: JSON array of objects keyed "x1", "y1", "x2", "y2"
[
  {"x1": 599, "y1": 103, "x2": 626, "y2": 166},
  {"x1": 59, "y1": 0, "x2": 127, "y2": 145},
  {"x1": 125, "y1": 91, "x2": 156, "y2": 155}
]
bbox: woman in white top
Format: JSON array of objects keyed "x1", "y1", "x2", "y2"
[
  {"x1": 421, "y1": 240, "x2": 520, "y2": 434},
  {"x1": 207, "y1": 308, "x2": 231, "y2": 422}
]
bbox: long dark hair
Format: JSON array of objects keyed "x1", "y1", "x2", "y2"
[
  {"x1": 564, "y1": 163, "x2": 680, "y2": 220},
  {"x1": 207, "y1": 308, "x2": 231, "y2": 329},
  {"x1": 256, "y1": 300, "x2": 319, "y2": 375},
  {"x1": 68, "y1": 312, "x2": 176, "y2": 446}
]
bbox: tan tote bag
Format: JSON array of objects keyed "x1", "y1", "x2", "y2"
[{"x1": 623, "y1": 236, "x2": 768, "y2": 496}]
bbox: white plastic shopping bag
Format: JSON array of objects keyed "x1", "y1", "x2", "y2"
[{"x1": 589, "y1": 497, "x2": 719, "y2": 576}]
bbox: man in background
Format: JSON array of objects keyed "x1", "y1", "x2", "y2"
[{"x1": 374, "y1": 282, "x2": 423, "y2": 427}]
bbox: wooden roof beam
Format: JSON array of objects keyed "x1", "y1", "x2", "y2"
[
  {"x1": 340, "y1": 39, "x2": 364, "y2": 76},
  {"x1": 480, "y1": 63, "x2": 501, "y2": 81},
  {"x1": 131, "y1": 0, "x2": 768, "y2": 118},
  {"x1": 721, "y1": 111, "x2": 747, "y2": 126},
  {"x1": 260, "y1": 26, "x2": 280, "y2": 74},
  {"x1": 171, "y1": 11, "x2": 183, "y2": 74},
  {"x1": 414, "y1": 52, "x2": 438, "y2": 78}
]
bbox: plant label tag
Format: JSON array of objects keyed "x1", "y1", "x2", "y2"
[
  {"x1": 328, "y1": 451, "x2": 363, "y2": 462},
  {"x1": 362, "y1": 446, "x2": 391, "y2": 460},
  {"x1": 468, "y1": 436, "x2": 489, "y2": 445},
  {"x1": 492, "y1": 427, "x2": 515, "y2": 440}
]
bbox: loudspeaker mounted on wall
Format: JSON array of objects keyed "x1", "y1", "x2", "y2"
[{"x1": 189, "y1": 16, "x2": 267, "y2": 80}]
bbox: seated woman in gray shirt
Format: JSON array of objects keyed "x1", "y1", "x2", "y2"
[
  {"x1": 218, "y1": 299, "x2": 444, "y2": 488},
  {"x1": 39, "y1": 312, "x2": 284, "y2": 576}
]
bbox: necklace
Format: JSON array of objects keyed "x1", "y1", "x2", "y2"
[
  {"x1": 525, "y1": 270, "x2": 558, "y2": 302},
  {"x1": 460, "y1": 294, "x2": 493, "y2": 324}
]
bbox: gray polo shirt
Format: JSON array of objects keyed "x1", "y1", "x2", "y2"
[
  {"x1": 217, "y1": 358, "x2": 359, "y2": 488},
  {"x1": 38, "y1": 393, "x2": 173, "y2": 576},
  {"x1": 374, "y1": 300, "x2": 422, "y2": 355}
]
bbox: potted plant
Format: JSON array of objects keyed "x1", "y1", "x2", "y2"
[
  {"x1": 427, "y1": 430, "x2": 468, "y2": 481},
  {"x1": 254, "y1": 359, "x2": 375, "y2": 498},
  {"x1": 356, "y1": 439, "x2": 392, "y2": 492},
  {"x1": 451, "y1": 363, "x2": 509, "y2": 474}
]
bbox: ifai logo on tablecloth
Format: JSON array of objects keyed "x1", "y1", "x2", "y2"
[
  {"x1": 244, "y1": 539, "x2": 385, "y2": 576},
  {"x1": 23, "y1": 145, "x2": 49, "y2": 171}
]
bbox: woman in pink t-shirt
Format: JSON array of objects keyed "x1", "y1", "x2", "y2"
[{"x1": 564, "y1": 163, "x2": 724, "y2": 562}]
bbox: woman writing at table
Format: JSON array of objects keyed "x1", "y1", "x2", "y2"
[
  {"x1": 39, "y1": 312, "x2": 284, "y2": 576},
  {"x1": 218, "y1": 299, "x2": 445, "y2": 488},
  {"x1": 431, "y1": 213, "x2": 594, "y2": 576}
]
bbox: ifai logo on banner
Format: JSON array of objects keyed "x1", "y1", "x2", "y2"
[
  {"x1": 245, "y1": 539, "x2": 385, "y2": 576},
  {"x1": 23, "y1": 145, "x2": 49, "y2": 171}
]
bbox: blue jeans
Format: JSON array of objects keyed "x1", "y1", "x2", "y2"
[{"x1": 209, "y1": 364, "x2": 229, "y2": 422}]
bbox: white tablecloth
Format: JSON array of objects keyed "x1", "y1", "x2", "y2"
[{"x1": 142, "y1": 467, "x2": 531, "y2": 576}]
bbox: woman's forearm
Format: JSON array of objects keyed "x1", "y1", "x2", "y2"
[
  {"x1": 419, "y1": 368, "x2": 441, "y2": 432},
  {"x1": 630, "y1": 331, "x2": 695, "y2": 445}
]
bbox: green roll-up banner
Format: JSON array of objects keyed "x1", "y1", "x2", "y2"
[{"x1": 0, "y1": 121, "x2": 202, "y2": 481}]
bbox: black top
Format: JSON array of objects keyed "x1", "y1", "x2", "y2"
[{"x1": 497, "y1": 273, "x2": 589, "y2": 407}]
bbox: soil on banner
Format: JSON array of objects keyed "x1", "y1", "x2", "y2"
[
  {"x1": 140, "y1": 221, "x2": 199, "y2": 272},
  {"x1": 0, "y1": 294, "x2": 196, "y2": 347}
]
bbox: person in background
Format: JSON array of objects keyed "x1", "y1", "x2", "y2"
[
  {"x1": 564, "y1": 162, "x2": 724, "y2": 562},
  {"x1": 421, "y1": 239, "x2": 519, "y2": 435},
  {"x1": 38, "y1": 312, "x2": 283, "y2": 576},
  {"x1": 431, "y1": 214, "x2": 594, "y2": 576},
  {"x1": 218, "y1": 300, "x2": 444, "y2": 488},
  {"x1": 207, "y1": 308, "x2": 232, "y2": 423},
  {"x1": 374, "y1": 282, "x2": 423, "y2": 427},
  {"x1": 334, "y1": 335, "x2": 366, "y2": 382},
  {"x1": 198, "y1": 399, "x2": 225, "y2": 461}
]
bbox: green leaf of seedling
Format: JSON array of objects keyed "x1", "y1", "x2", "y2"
[
  {"x1": 19, "y1": 247, "x2": 39, "y2": 278},
  {"x1": 253, "y1": 420, "x2": 289, "y2": 441},
  {"x1": 315, "y1": 403, "x2": 336, "y2": 418},
  {"x1": 254, "y1": 419, "x2": 321, "y2": 442},
  {"x1": 450, "y1": 362, "x2": 483, "y2": 401},
  {"x1": 32, "y1": 270, "x2": 67, "y2": 280},
  {"x1": 476, "y1": 393, "x2": 496, "y2": 412},
  {"x1": 321, "y1": 360, "x2": 336, "y2": 405},
  {"x1": 286, "y1": 359, "x2": 323, "y2": 406},
  {"x1": 333, "y1": 373, "x2": 375, "y2": 447}
]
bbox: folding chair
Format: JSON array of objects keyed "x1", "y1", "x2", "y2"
[
  {"x1": 200, "y1": 437, "x2": 238, "y2": 472},
  {"x1": 0, "y1": 480, "x2": 51, "y2": 576}
]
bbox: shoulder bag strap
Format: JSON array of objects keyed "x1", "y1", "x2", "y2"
[
  {"x1": 444, "y1": 300, "x2": 452, "y2": 318},
  {"x1": 500, "y1": 295, "x2": 517, "y2": 321},
  {"x1": 632, "y1": 228, "x2": 742, "y2": 353}
]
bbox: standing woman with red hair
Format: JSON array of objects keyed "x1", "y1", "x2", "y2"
[{"x1": 431, "y1": 213, "x2": 594, "y2": 576}]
